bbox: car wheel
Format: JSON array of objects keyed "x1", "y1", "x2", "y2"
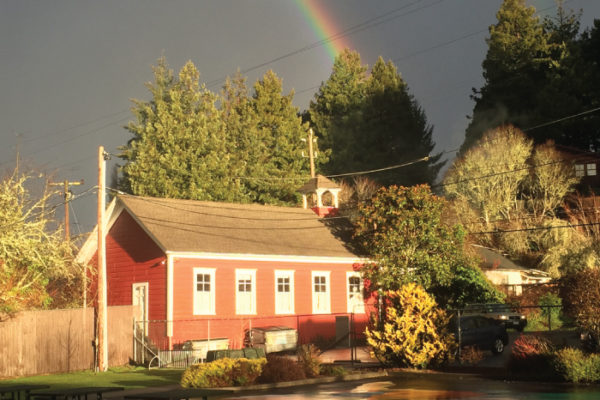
[{"x1": 492, "y1": 338, "x2": 504, "y2": 355}]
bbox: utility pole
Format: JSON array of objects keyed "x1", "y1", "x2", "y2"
[
  {"x1": 302, "y1": 128, "x2": 317, "y2": 178},
  {"x1": 49, "y1": 179, "x2": 84, "y2": 242},
  {"x1": 97, "y1": 145, "x2": 109, "y2": 372}
]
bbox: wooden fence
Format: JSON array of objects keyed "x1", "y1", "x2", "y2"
[{"x1": 0, "y1": 306, "x2": 133, "y2": 378}]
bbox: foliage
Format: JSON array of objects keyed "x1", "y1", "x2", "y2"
[
  {"x1": 354, "y1": 184, "x2": 503, "y2": 308},
  {"x1": 0, "y1": 171, "x2": 80, "y2": 316},
  {"x1": 308, "y1": 51, "x2": 444, "y2": 187},
  {"x1": 553, "y1": 348, "x2": 600, "y2": 383},
  {"x1": 119, "y1": 59, "x2": 238, "y2": 201},
  {"x1": 560, "y1": 268, "x2": 600, "y2": 345},
  {"x1": 319, "y1": 365, "x2": 347, "y2": 377},
  {"x1": 539, "y1": 293, "x2": 563, "y2": 328},
  {"x1": 257, "y1": 354, "x2": 306, "y2": 383},
  {"x1": 296, "y1": 344, "x2": 321, "y2": 378},
  {"x1": 447, "y1": 125, "x2": 533, "y2": 225},
  {"x1": 508, "y1": 334, "x2": 555, "y2": 377},
  {"x1": 445, "y1": 125, "x2": 584, "y2": 277},
  {"x1": 523, "y1": 142, "x2": 579, "y2": 218},
  {"x1": 459, "y1": 346, "x2": 484, "y2": 366},
  {"x1": 365, "y1": 283, "x2": 456, "y2": 368},
  {"x1": 119, "y1": 58, "x2": 310, "y2": 205},
  {"x1": 180, "y1": 357, "x2": 266, "y2": 388},
  {"x1": 243, "y1": 70, "x2": 310, "y2": 204},
  {"x1": 463, "y1": 1, "x2": 600, "y2": 153}
]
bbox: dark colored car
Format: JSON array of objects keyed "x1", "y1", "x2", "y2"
[
  {"x1": 451, "y1": 315, "x2": 509, "y2": 355},
  {"x1": 463, "y1": 303, "x2": 527, "y2": 331}
]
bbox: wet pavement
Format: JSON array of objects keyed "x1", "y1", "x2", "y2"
[{"x1": 222, "y1": 372, "x2": 600, "y2": 399}]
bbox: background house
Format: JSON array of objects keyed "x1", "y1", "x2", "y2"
[
  {"x1": 77, "y1": 194, "x2": 371, "y2": 356},
  {"x1": 473, "y1": 245, "x2": 551, "y2": 296}
]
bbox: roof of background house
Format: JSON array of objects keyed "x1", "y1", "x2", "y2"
[
  {"x1": 117, "y1": 194, "x2": 359, "y2": 259},
  {"x1": 473, "y1": 245, "x2": 549, "y2": 277}
]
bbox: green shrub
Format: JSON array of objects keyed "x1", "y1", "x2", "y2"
[
  {"x1": 257, "y1": 354, "x2": 306, "y2": 383},
  {"x1": 554, "y1": 348, "x2": 600, "y2": 383},
  {"x1": 320, "y1": 364, "x2": 347, "y2": 377},
  {"x1": 180, "y1": 357, "x2": 266, "y2": 388},
  {"x1": 297, "y1": 344, "x2": 321, "y2": 378},
  {"x1": 539, "y1": 293, "x2": 563, "y2": 329}
]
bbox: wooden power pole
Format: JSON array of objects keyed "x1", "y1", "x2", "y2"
[
  {"x1": 308, "y1": 129, "x2": 316, "y2": 178},
  {"x1": 49, "y1": 179, "x2": 84, "y2": 241},
  {"x1": 97, "y1": 145, "x2": 109, "y2": 372}
]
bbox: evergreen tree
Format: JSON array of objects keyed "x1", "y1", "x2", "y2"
[
  {"x1": 118, "y1": 59, "x2": 242, "y2": 201},
  {"x1": 359, "y1": 57, "x2": 444, "y2": 186},
  {"x1": 463, "y1": 1, "x2": 600, "y2": 153},
  {"x1": 309, "y1": 52, "x2": 443, "y2": 186},
  {"x1": 244, "y1": 70, "x2": 309, "y2": 204},
  {"x1": 462, "y1": 0, "x2": 553, "y2": 153},
  {"x1": 308, "y1": 49, "x2": 367, "y2": 164}
]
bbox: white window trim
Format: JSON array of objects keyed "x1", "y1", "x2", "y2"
[
  {"x1": 235, "y1": 269, "x2": 257, "y2": 315},
  {"x1": 274, "y1": 270, "x2": 295, "y2": 315},
  {"x1": 346, "y1": 272, "x2": 365, "y2": 314},
  {"x1": 576, "y1": 164, "x2": 585, "y2": 177},
  {"x1": 193, "y1": 268, "x2": 216, "y2": 315},
  {"x1": 311, "y1": 271, "x2": 331, "y2": 314}
]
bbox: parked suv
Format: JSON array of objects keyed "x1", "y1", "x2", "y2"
[
  {"x1": 463, "y1": 303, "x2": 527, "y2": 331},
  {"x1": 450, "y1": 315, "x2": 509, "y2": 355}
]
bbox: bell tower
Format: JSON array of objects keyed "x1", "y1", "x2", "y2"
[{"x1": 297, "y1": 175, "x2": 341, "y2": 217}]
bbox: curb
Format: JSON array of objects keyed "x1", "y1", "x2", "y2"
[{"x1": 220, "y1": 370, "x2": 389, "y2": 392}]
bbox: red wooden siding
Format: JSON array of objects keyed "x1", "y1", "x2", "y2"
[
  {"x1": 105, "y1": 211, "x2": 167, "y2": 320},
  {"x1": 169, "y1": 257, "x2": 371, "y2": 348}
]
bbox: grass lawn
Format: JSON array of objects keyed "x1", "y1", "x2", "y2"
[{"x1": 0, "y1": 366, "x2": 184, "y2": 390}]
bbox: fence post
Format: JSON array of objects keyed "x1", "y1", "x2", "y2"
[{"x1": 548, "y1": 305, "x2": 552, "y2": 331}]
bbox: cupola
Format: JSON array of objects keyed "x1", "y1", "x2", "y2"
[{"x1": 297, "y1": 174, "x2": 341, "y2": 217}]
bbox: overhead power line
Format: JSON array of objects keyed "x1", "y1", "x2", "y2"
[
  {"x1": 469, "y1": 221, "x2": 600, "y2": 235},
  {"x1": 204, "y1": 0, "x2": 445, "y2": 89},
  {"x1": 523, "y1": 106, "x2": 600, "y2": 132}
]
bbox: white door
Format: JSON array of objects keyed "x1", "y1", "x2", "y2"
[{"x1": 132, "y1": 283, "x2": 148, "y2": 335}]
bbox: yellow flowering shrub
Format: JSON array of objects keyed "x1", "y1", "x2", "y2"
[{"x1": 365, "y1": 283, "x2": 456, "y2": 368}]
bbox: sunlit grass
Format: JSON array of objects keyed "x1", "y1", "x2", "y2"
[{"x1": 0, "y1": 366, "x2": 183, "y2": 389}]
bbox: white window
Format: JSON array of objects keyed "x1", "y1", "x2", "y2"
[
  {"x1": 576, "y1": 164, "x2": 585, "y2": 177},
  {"x1": 346, "y1": 272, "x2": 365, "y2": 314},
  {"x1": 275, "y1": 270, "x2": 294, "y2": 314},
  {"x1": 312, "y1": 271, "x2": 331, "y2": 314},
  {"x1": 193, "y1": 268, "x2": 215, "y2": 315},
  {"x1": 587, "y1": 163, "x2": 597, "y2": 176},
  {"x1": 236, "y1": 269, "x2": 256, "y2": 315}
]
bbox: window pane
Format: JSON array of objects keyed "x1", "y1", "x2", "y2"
[
  {"x1": 576, "y1": 164, "x2": 585, "y2": 177},
  {"x1": 587, "y1": 163, "x2": 597, "y2": 176}
]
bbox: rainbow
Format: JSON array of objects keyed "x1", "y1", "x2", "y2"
[{"x1": 294, "y1": 0, "x2": 351, "y2": 62}]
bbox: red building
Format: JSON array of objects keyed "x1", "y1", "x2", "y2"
[{"x1": 77, "y1": 192, "x2": 371, "y2": 353}]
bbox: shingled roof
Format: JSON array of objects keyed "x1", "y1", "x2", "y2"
[{"x1": 117, "y1": 195, "x2": 359, "y2": 259}]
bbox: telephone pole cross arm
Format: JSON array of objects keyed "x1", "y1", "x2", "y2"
[{"x1": 49, "y1": 179, "x2": 84, "y2": 241}]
